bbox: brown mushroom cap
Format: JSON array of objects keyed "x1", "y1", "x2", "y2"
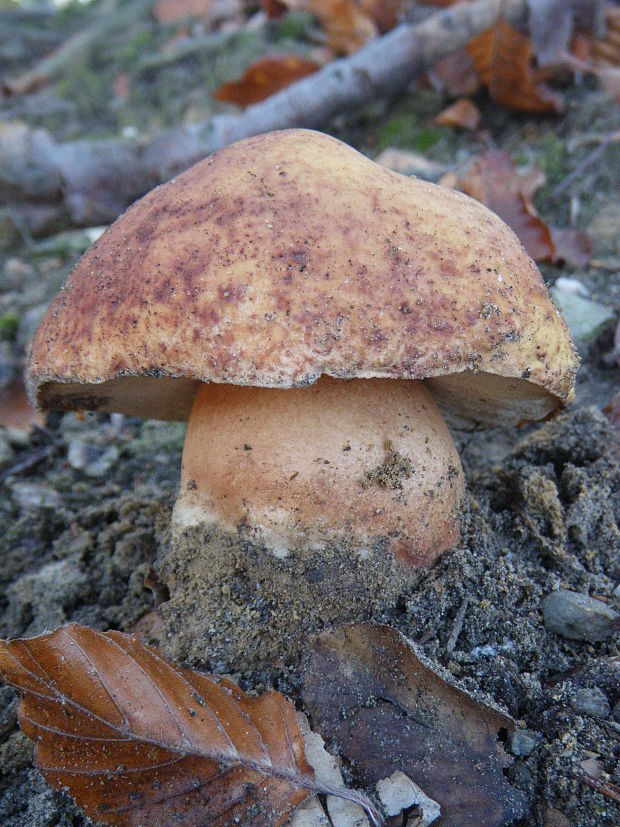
[{"x1": 27, "y1": 129, "x2": 577, "y2": 426}]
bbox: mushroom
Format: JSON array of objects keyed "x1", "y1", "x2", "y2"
[{"x1": 28, "y1": 129, "x2": 577, "y2": 668}]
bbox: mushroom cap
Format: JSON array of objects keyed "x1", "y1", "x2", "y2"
[{"x1": 28, "y1": 129, "x2": 577, "y2": 426}]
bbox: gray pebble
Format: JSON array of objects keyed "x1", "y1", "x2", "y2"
[
  {"x1": 571, "y1": 686, "x2": 610, "y2": 718},
  {"x1": 10, "y1": 481, "x2": 62, "y2": 510},
  {"x1": 508, "y1": 729, "x2": 541, "y2": 757},
  {"x1": 550, "y1": 287, "x2": 615, "y2": 343},
  {"x1": 67, "y1": 438, "x2": 120, "y2": 478},
  {"x1": 542, "y1": 590, "x2": 619, "y2": 642}
]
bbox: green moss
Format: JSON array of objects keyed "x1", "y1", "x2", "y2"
[
  {"x1": 532, "y1": 134, "x2": 569, "y2": 184},
  {"x1": 377, "y1": 113, "x2": 421, "y2": 151},
  {"x1": 0, "y1": 312, "x2": 19, "y2": 342},
  {"x1": 273, "y1": 10, "x2": 316, "y2": 42},
  {"x1": 411, "y1": 126, "x2": 443, "y2": 153}
]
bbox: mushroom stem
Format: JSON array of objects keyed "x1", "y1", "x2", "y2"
[{"x1": 174, "y1": 376, "x2": 463, "y2": 567}]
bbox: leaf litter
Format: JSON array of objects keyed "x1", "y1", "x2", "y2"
[
  {"x1": 0, "y1": 624, "x2": 382, "y2": 826},
  {"x1": 302, "y1": 623, "x2": 530, "y2": 827}
]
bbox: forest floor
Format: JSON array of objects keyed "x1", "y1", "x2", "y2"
[{"x1": 0, "y1": 3, "x2": 619, "y2": 826}]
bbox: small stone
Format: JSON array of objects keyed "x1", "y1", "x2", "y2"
[
  {"x1": 542, "y1": 590, "x2": 619, "y2": 642},
  {"x1": 553, "y1": 276, "x2": 589, "y2": 298},
  {"x1": 550, "y1": 286, "x2": 615, "y2": 343},
  {"x1": 543, "y1": 808, "x2": 572, "y2": 827},
  {"x1": 571, "y1": 686, "x2": 610, "y2": 718},
  {"x1": 508, "y1": 729, "x2": 541, "y2": 757},
  {"x1": 374, "y1": 148, "x2": 447, "y2": 182},
  {"x1": 67, "y1": 438, "x2": 120, "y2": 478},
  {"x1": 1, "y1": 257, "x2": 34, "y2": 288},
  {"x1": 376, "y1": 770, "x2": 440, "y2": 825},
  {"x1": 10, "y1": 481, "x2": 61, "y2": 510}
]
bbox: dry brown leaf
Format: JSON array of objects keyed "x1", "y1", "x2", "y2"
[
  {"x1": 302, "y1": 623, "x2": 529, "y2": 827},
  {"x1": 440, "y1": 150, "x2": 555, "y2": 261},
  {"x1": 356, "y1": 0, "x2": 403, "y2": 33},
  {"x1": 468, "y1": 20, "x2": 565, "y2": 113},
  {"x1": 214, "y1": 55, "x2": 321, "y2": 107},
  {"x1": 261, "y1": 0, "x2": 289, "y2": 17},
  {"x1": 153, "y1": 0, "x2": 242, "y2": 27},
  {"x1": 434, "y1": 97, "x2": 481, "y2": 130},
  {"x1": 0, "y1": 625, "x2": 315, "y2": 826},
  {"x1": 427, "y1": 48, "x2": 482, "y2": 97},
  {"x1": 549, "y1": 226, "x2": 592, "y2": 268},
  {"x1": 285, "y1": 0, "x2": 378, "y2": 54},
  {"x1": 153, "y1": 0, "x2": 212, "y2": 24},
  {"x1": 440, "y1": 150, "x2": 591, "y2": 265}
]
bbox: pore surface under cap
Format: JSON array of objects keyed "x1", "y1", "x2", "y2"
[{"x1": 28, "y1": 129, "x2": 577, "y2": 423}]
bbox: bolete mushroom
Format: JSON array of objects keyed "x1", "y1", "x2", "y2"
[{"x1": 28, "y1": 129, "x2": 577, "y2": 670}]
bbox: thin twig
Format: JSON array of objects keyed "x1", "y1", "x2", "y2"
[
  {"x1": 578, "y1": 771, "x2": 620, "y2": 804},
  {"x1": 553, "y1": 133, "x2": 616, "y2": 197},
  {"x1": 0, "y1": 446, "x2": 53, "y2": 483},
  {"x1": 446, "y1": 598, "x2": 468, "y2": 656}
]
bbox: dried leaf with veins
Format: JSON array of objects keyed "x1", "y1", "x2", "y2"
[
  {"x1": 302, "y1": 623, "x2": 529, "y2": 827},
  {"x1": 0, "y1": 624, "x2": 383, "y2": 826}
]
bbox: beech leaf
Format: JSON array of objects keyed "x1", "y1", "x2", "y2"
[
  {"x1": 0, "y1": 624, "x2": 383, "y2": 826},
  {"x1": 302, "y1": 623, "x2": 530, "y2": 827},
  {"x1": 467, "y1": 19, "x2": 565, "y2": 114},
  {"x1": 214, "y1": 55, "x2": 321, "y2": 108}
]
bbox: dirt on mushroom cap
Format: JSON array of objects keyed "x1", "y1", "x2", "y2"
[{"x1": 28, "y1": 129, "x2": 577, "y2": 424}]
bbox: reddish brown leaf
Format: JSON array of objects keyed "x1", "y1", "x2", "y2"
[
  {"x1": 356, "y1": 0, "x2": 403, "y2": 33},
  {"x1": 302, "y1": 623, "x2": 529, "y2": 827},
  {"x1": 285, "y1": 0, "x2": 377, "y2": 54},
  {"x1": 261, "y1": 0, "x2": 288, "y2": 18},
  {"x1": 440, "y1": 150, "x2": 590, "y2": 265},
  {"x1": 468, "y1": 20, "x2": 564, "y2": 113},
  {"x1": 440, "y1": 150, "x2": 556, "y2": 261},
  {"x1": 427, "y1": 47, "x2": 481, "y2": 97},
  {"x1": 0, "y1": 624, "x2": 314, "y2": 826},
  {"x1": 153, "y1": 0, "x2": 212, "y2": 24},
  {"x1": 214, "y1": 55, "x2": 321, "y2": 107},
  {"x1": 434, "y1": 97, "x2": 481, "y2": 130},
  {"x1": 549, "y1": 227, "x2": 592, "y2": 268}
]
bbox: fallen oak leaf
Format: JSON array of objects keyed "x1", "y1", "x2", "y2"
[
  {"x1": 302, "y1": 623, "x2": 529, "y2": 827},
  {"x1": 214, "y1": 55, "x2": 321, "y2": 107},
  {"x1": 0, "y1": 624, "x2": 384, "y2": 827}
]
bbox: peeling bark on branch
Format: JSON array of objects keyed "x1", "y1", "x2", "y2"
[{"x1": 0, "y1": 0, "x2": 528, "y2": 237}]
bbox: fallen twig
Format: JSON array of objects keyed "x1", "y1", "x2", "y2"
[
  {"x1": 1, "y1": 0, "x2": 529, "y2": 236},
  {"x1": 578, "y1": 771, "x2": 620, "y2": 804}
]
